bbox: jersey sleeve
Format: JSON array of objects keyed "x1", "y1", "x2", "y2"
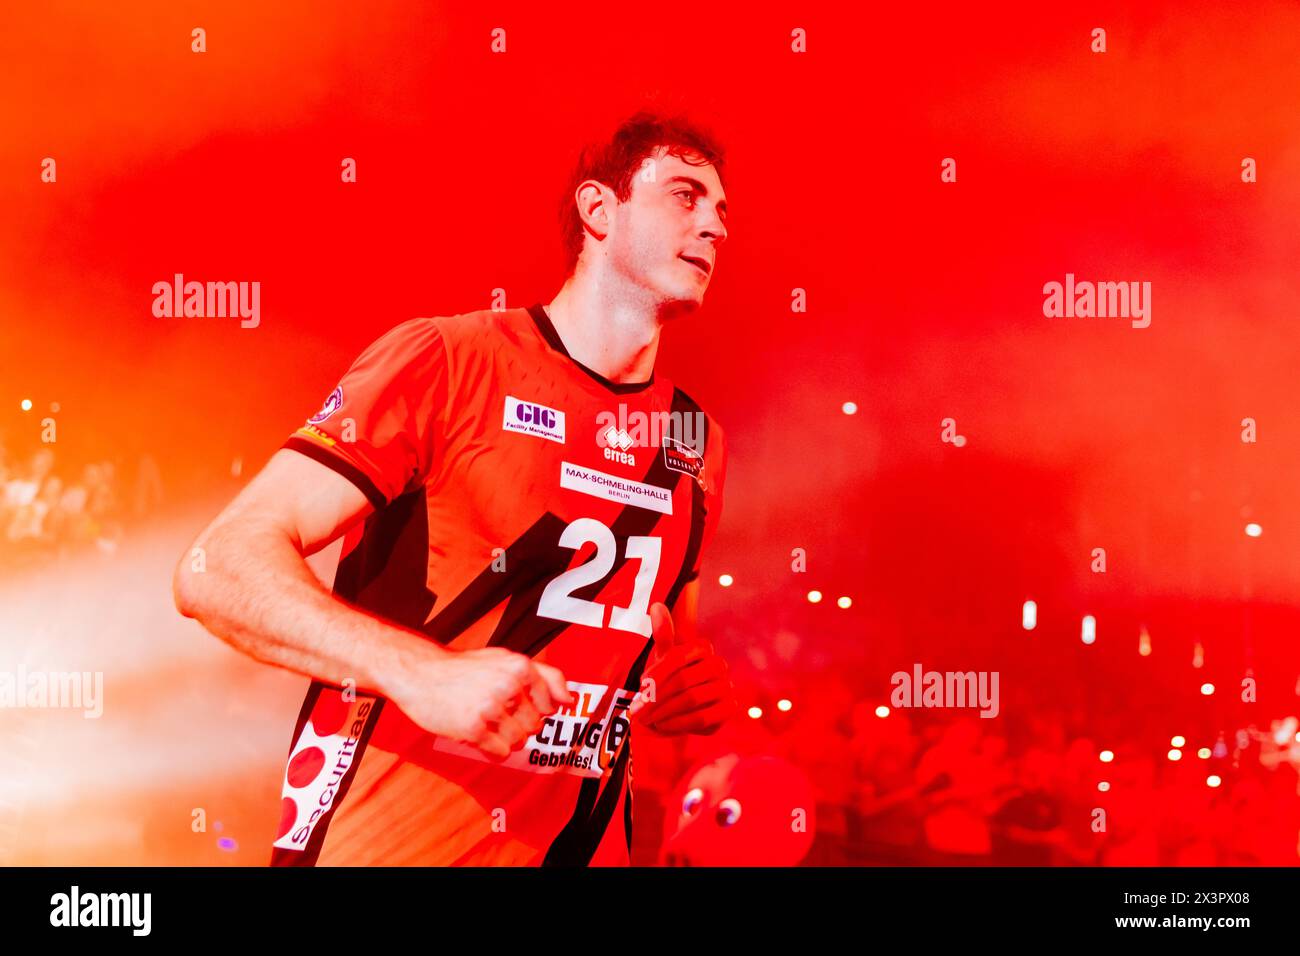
[
  {"x1": 682, "y1": 420, "x2": 728, "y2": 584},
  {"x1": 282, "y1": 318, "x2": 450, "y2": 510}
]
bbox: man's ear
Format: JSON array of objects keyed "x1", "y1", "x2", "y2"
[{"x1": 575, "y1": 180, "x2": 612, "y2": 240}]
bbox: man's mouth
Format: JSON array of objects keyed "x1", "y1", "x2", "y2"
[{"x1": 679, "y1": 255, "x2": 711, "y2": 277}]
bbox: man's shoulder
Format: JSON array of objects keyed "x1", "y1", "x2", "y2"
[
  {"x1": 354, "y1": 307, "x2": 534, "y2": 382},
  {"x1": 408, "y1": 305, "x2": 533, "y2": 352}
]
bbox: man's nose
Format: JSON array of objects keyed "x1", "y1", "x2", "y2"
[{"x1": 700, "y1": 208, "x2": 727, "y2": 244}]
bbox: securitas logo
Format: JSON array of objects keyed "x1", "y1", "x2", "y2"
[
  {"x1": 273, "y1": 691, "x2": 376, "y2": 852},
  {"x1": 503, "y1": 395, "x2": 565, "y2": 444}
]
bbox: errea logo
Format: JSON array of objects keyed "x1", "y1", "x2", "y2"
[
  {"x1": 503, "y1": 396, "x2": 565, "y2": 444},
  {"x1": 602, "y1": 427, "x2": 636, "y2": 466}
]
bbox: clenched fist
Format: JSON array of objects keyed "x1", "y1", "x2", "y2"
[{"x1": 390, "y1": 647, "x2": 573, "y2": 761}]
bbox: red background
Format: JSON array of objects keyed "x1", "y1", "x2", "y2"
[{"x1": 1, "y1": 1, "x2": 1298, "y2": 864}]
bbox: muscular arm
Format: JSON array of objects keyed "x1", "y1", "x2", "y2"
[
  {"x1": 172, "y1": 449, "x2": 438, "y2": 699},
  {"x1": 172, "y1": 449, "x2": 570, "y2": 757}
]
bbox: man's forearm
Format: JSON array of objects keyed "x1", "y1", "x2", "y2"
[{"x1": 174, "y1": 518, "x2": 444, "y2": 699}]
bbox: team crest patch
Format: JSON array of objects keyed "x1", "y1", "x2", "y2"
[
  {"x1": 308, "y1": 386, "x2": 343, "y2": 425},
  {"x1": 663, "y1": 437, "x2": 706, "y2": 490}
]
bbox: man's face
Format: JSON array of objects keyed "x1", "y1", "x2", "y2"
[{"x1": 604, "y1": 148, "x2": 728, "y2": 311}]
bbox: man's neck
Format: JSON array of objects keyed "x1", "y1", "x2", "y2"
[{"x1": 543, "y1": 271, "x2": 667, "y2": 385}]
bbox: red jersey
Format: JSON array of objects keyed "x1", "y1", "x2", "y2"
[{"x1": 269, "y1": 303, "x2": 727, "y2": 866}]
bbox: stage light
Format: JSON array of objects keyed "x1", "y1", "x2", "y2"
[
  {"x1": 747, "y1": 706, "x2": 763, "y2": 719},
  {"x1": 842, "y1": 401, "x2": 858, "y2": 415},
  {"x1": 718, "y1": 574, "x2": 734, "y2": 587},
  {"x1": 1197, "y1": 748, "x2": 1211, "y2": 759},
  {"x1": 1138, "y1": 626, "x2": 1151, "y2": 656},
  {"x1": 20, "y1": 399, "x2": 32, "y2": 411},
  {"x1": 1171, "y1": 735, "x2": 1185, "y2": 748},
  {"x1": 1245, "y1": 523, "x2": 1262, "y2": 538},
  {"x1": 1272, "y1": 719, "x2": 1297, "y2": 745},
  {"x1": 1099, "y1": 750, "x2": 1114, "y2": 763},
  {"x1": 1022, "y1": 600, "x2": 1037, "y2": 631},
  {"x1": 1097, "y1": 782, "x2": 1110, "y2": 792},
  {"x1": 1081, "y1": 615, "x2": 1096, "y2": 645},
  {"x1": 837, "y1": 596, "x2": 852, "y2": 609},
  {"x1": 1167, "y1": 749, "x2": 1182, "y2": 761},
  {"x1": 1206, "y1": 775, "x2": 1222, "y2": 788},
  {"x1": 875, "y1": 705, "x2": 890, "y2": 718},
  {"x1": 1201, "y1": 683, "x2": 1215, "y2": 696},
  {"x1": 777, "y1": 698, "x2": 792, "y2": 712},
  {"x1": 807, "y1": 590, "x2": 823, "y2": 603}
]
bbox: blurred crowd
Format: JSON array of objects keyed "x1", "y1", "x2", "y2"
[
  {"x1": 636, "y1": 670, "x2": 1300, "y2": 866},
  {"x1": 0, "y1": 441, "x2": 163, "y2": 566}
]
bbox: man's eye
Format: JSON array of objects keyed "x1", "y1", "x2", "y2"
[{"x1": 675, "y1": 190, "x2": 696, "y2": 206}]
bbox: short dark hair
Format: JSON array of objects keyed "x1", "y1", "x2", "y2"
[{"x1": 559, "y1": 111, "x2": 726, "y2": 276}]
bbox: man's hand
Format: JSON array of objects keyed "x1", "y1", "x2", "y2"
[
  {"x1": 388, "y1": 647, "x2": 574, "y2": 761},
  {"x1": 631, "y1": 601, "x2": 737, "y2": 735}
]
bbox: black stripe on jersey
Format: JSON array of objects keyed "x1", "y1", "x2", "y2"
[
  {"x1": 625, "y1": 771, "x2": 635, "y2": 855},
  {"x1": 269, "y1": 682, "x2": 386, "y2": 867},
  {"x1": 541, "y1": 747, "x2": 630, "y2": 867},
  {"x1": 542, "y1": 639, "x2": 654, "y2": 866},
  {"x1": 283, "y1": 435, "x2": 387, "y2": 512},
  {"x1": 333, "y1": 488, "x2": 439, "y2": 633},
  {"x1": 422, "y1": 512, "x2": 571, "y2": 650},
  {"x1": 663, "y1": 387, "x2": 710, "y2": 611}
]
